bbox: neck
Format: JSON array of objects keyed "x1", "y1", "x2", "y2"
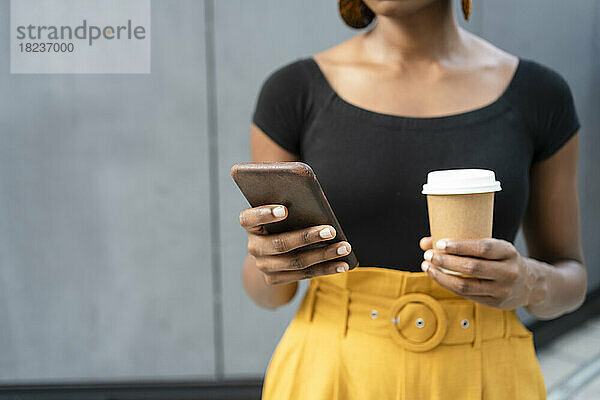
[{"x1": 362, "y1": 0, "x2": 465, "y2": 65}]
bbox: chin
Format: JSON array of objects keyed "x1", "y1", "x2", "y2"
[{"x1": 363, "y1": 0, "x2": 442, "y2": 17}]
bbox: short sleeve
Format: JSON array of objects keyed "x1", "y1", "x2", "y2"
[
  {"x1": 527, "y1": 62, "x2": 580, "y2": 163},
  {"x1": 252, "y1": 59, "x2": 313, "y2": 155}
]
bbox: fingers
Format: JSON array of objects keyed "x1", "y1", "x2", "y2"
[
  {"x1": 239, "y1": 204, "x2": 287, "y2": 234},
  {"x1": 419, "y1": 236, "x2": 433, "y2": 251},
  {"x1": 255, "y1": 241, "x2": 351, "y2": 273},
  {"x1": 422, "y1": 261, "x2": 501, "y2": 297},
  {"x1": 248, "y1": 225, "x2": 337, "y2": 256},
  {"x1": 423, "y1": 250, "x2": 501, "y2": 280},
  {"x1": 262, "y1": 260, "x2": 350, "y2": 286},
  {"x1": 240, "y1": 204, "x2": 353, "y2": 286},
  {"x1": 434, "y1": 238, "x2": 517, "y2": 260}
]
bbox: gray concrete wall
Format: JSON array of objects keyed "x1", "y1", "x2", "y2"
[
  {"x1": 0, "y1": 0, "x2": 597, "y2": 382},
  {"x1": 0, "y1": 0, "x2": 215, "y2": 381}
]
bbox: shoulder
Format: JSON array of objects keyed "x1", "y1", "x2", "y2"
[
  {"x1": 500, "y1": 57, "x2": 577, "y2": 128},
  {"x1": 462, "y1": 31, "x2": 519, "y2": 75},
  {"x1": 505, "y1": 58, "x2": 577, "y2": 133},
  {"x1": 507, "y1": 58, "x2": 577, "y2": 117},
  {"x1": 253, "y1": 59, "x2": 321, "y2": 141},
  {"x1": 312, "y1": 35, "x2": 367, "y2": 78},
  {"x1": 504, "y1": 58, "x2": 572, "y2": 109},
  {"x1": 258, "y1": 58, "x2": 318, "y2": 97},
  {"x1": 314, "y1": 34, "x2": 362, "y2": 63},
  {"x1": 259, "y1": 34, "x2": 363, "y2": 93},
  {"x1": 462, "y1": 33, "x2": 571, "y2": 99},
  {"x1": 513, "y1": 59, "x2": 573, "y2": 100},
  {"x1": 508, "y1": 59, "x2": 580, "y2": 162}
]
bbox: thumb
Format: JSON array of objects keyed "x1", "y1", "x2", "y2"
[{"x1": 419, "y1": 236, "x2": 433, "y2": 251}]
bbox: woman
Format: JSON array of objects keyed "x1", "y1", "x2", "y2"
[{"x1": 238, "y1": 0, "x2": 587, "y2": 398}]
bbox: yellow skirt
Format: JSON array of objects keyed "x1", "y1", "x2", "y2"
[{"x1": 261, "y1": 267, "x2": 547, "y2": 400}]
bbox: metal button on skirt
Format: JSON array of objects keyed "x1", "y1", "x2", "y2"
[{"x1": 261, "y1": 267, "x2": 547, "y2": 400}]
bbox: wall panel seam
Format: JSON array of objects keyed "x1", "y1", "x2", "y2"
[{"x1": 203, "y1": 0, "x2": 224, "y2": 380}]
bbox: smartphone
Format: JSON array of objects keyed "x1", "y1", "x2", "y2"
[{"x1": 230, "y1": 161, "x2": 359, "y2": 270}]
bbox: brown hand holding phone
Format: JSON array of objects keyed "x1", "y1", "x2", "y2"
[{"x1": 231, "y1": 161, "x2": 358, "y2": 285}]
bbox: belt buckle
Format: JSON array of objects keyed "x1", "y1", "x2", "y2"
[{"x1": 388, "y1": 293, "x2": 448, "y2": 352}]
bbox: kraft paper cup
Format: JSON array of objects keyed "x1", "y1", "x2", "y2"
[{"x1": 422, "y1": 169, "x2": 502, "y2": 278}]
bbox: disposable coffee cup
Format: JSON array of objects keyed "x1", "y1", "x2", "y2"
[{"x1": 422, "y1": 169, "x2": 501, "y2": 277}]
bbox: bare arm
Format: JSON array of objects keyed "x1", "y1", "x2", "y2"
[{"x1": 521, "y1": 132, "x2": 587, "y2": 319}]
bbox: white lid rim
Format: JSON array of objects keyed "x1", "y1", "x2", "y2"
[{"x1": 422, "y1": 183, "x2": 502, "y2": 195}]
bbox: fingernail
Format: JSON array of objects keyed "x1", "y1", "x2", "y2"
[
  {"x1": 421, "y1": 261, "x2": 429, "y2": 272},
  {"x1": 319, "y1": 228, "x2": 333, "y2": 239},
  {"x1": 436, "y1": 240, "x2": 447, "y2": 250},
  {"x1": 336, "y1": 264, "x2": 349, "y2": 273},
  {"x1": 272, "y1": 206, "x2": 285, "y2": 218},
  {"x1": 337, "y1": 245, "x2": 349, "y2": 255},
  {"x1": 424, "y1": 249, "x2": 433, "y2": 261}
]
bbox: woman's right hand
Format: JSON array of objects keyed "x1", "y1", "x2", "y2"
[{"x1": 239, "y1": 204, "x2": 352, "y2": 285}]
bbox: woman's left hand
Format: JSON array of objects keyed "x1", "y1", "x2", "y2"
[{"x1": 419, "y1": 237, "x2": 538, "y2": 310}]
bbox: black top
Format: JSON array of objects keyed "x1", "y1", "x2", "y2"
[{"x1": 252, "y1": 57, "x2": 580, "y2": 272}]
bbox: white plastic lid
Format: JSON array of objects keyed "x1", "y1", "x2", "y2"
[{"x1": 422, "y1": 169, "x2": 502, "y2": 195}]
